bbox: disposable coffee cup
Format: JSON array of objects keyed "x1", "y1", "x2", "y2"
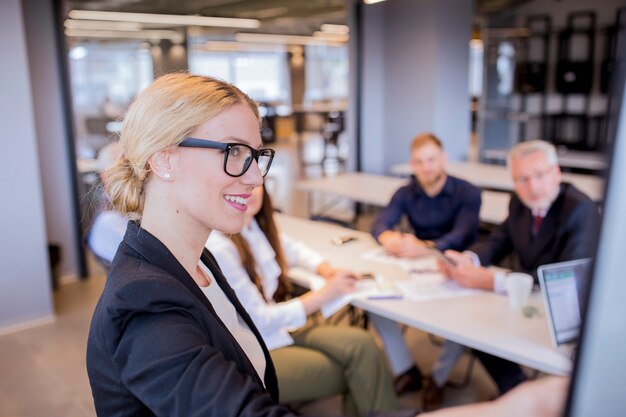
[{"x1": 505, "y1": 273, "x2": 533, "y2": 310}]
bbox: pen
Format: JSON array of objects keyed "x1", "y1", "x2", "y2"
[{"x1": 367, "y1": 295, "x2": 404, "y2": 300}]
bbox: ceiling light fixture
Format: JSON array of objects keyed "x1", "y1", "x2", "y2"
[
  {"x1": 64, "y1": 28, "x2": 184, "y2": 43},
  {"x1": 235, "y1": 33, "x2": 346, "y2": 46},
  {"x1": 363, "y1": 0, "x2": 387, "y2": 4},
  {"x1": 320, "y1": 24, "x2": 349, "y2": 34},
  {"x1": 68, "y1": 10, "x2": 260, "y2": 29},
  {"x1": 312, "y1": 31, "x2": 349, "y2": 42},
  {"x1": 202, "y1": 41, "x2": 286, "y2": 52},
  {"x1": 64, "y1": 19, "x2": 142, "y2": 31}
]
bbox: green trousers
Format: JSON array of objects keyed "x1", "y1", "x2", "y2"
[{"x1": 271, "y1": 325, "x2": 398, "y2": 417}]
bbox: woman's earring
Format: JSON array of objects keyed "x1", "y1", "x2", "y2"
[{"x1": 164, "y1": 173, "x2": 171, "y2": 179}]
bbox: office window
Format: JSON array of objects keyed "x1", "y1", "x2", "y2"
[
  {"x1": 189, "y1": 49, "x2": 290, "y2": 103},
  {"x1": 304, "y1": 44, "x2": 348, "y2": 102},
  {"x1": 188, "y1": 52, "x2": 231, "y2": 82},
  {"x1": 69, "y1": 42, "x2": 152, "y2": 115},
  {"x1": 68, "y1": 41, "x2": 153, "y2": 156}
]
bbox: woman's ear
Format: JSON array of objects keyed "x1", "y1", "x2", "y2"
[{"x1": 148, "y1": 149, "x2": 174, "y2": 181}]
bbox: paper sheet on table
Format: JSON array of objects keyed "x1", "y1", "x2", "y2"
[
  {"x1": 394, "y1": 275, "x2": 481, "y2": 301},
  {"x1": 297, "y1": 272, "x2": 401, "y2": 318},
  {"x1": 361, "y1": 247, "x2": 442, "y2": 274},
  {"x1": 361, "y1": 248, "x2": 481, "y2": 301}
]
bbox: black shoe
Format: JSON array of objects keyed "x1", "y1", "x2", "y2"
[
  {"x1": 393, "y1": 365, "x2": 423, "y2": 395},
  {"x1": 422, "y1": 375, "x2": 444, "y2": 411}
]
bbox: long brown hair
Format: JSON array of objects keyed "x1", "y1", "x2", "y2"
[{"x1": 229, "y1": 187, "x2": 293, "y2": 302}]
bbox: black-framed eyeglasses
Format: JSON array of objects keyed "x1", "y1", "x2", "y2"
[{"x1": 179, "y1": 138, "x2": 275, "y2": 178}]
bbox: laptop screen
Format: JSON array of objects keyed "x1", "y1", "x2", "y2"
[{"x1": 539, "y1": 259, "x2": 591, "y2": 346}]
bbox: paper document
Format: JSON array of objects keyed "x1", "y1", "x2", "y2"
[
  {"x1": 362, "y1": 248, "x2": 481, "y2": 301},
  {"x1": 394, "y1": 276, "x2": 481, "y2": 301},
  {"x1": 300, "y1": 272, "x2": 401, "y2": 318},
  {"x1": 362, "y1": 247, "x2": 441, "y2": 273}
]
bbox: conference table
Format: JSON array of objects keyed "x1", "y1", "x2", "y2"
[
  {"x1": 296, "y1": 172, "x2": 510, "y2": 225},
  {"x1": 276, "y1": 213, "x2": 572, "y2": 376},
  {"x1": 389, "y1": 161, "x2": 605, "y2": 202}
]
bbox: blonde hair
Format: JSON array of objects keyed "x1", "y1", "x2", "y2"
[
  {"x1": 106, "y1": 73, "x2": 259, "y2": 220},
  {"x1": 411, "y1": 132, "x2": 443, "y2": 151},
  {"x1": 507, "y1": 140, "x2": 558, "y2": 168}
]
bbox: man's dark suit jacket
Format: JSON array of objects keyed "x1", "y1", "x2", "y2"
[
  {"x1": 471, "y1": 183, "x2": 600, "y2": 277},
  {"x1": 86, "y1": 221, "x2": 296, "y2": 417}
]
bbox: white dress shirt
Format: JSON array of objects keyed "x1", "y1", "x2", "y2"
[
  {"x1": 466, "y1": 207, "x2": 549, "y2": 294},
  {"x1": 206, "y1": 219, "x2": 325, "y2": 350}
]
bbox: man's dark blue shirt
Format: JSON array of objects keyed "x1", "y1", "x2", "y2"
[{"x1": 371, "y1": 175, "x2": 482, "y2": 251}]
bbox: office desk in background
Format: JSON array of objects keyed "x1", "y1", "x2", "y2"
[
  {"x1": 389, "y1": 161, "x2": 605, "y2": 202},
  {"x1": 296, "y1": 172, "x2": 510, "y2": 225},
  {"x1": 480, "y1": 148, "x2": 607, "y2": 173},
  {"x1": 276, "y1": 213, "x2": 571, "y2": 376}
]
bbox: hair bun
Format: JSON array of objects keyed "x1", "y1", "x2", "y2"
[{"x1": 105, "y1": 157, "x2": 147, "y2": 219}]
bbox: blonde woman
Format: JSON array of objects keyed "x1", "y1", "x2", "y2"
[{"x1": 86, "y1": 72, "x2": 567, "y2": 417}]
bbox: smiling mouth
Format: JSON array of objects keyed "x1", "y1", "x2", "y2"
[{"x1": 224, "y1": 194, "x2": 249, "y2": 211}]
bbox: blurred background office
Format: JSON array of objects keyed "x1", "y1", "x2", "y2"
[{"x1": 1, "y1": 0, "x2": 624, "y2": 416}]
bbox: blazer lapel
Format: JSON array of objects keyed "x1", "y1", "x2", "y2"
[
  {"x1": 123, "y1": 222, "x2": 278, "y2": 400},
  {"x1": 512, "y1": 207, "x2": 533, "y2": 255}
]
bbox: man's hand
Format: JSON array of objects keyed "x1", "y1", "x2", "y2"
[
  {"x1": 441, "y1": 250, "x2": 474, "y2": 267},
  {"x1": 378, "y1": 231, "x2": 432, "y2": 258},
  {"x1": 422, "y1": 377, "x2": 569, "y2": 417},
  {"x1": 493, "y1": 376, "x2": 569, "y2": 417},
  {"x1": 437, "y1": 251, "x2": 495, "y2": 290}
]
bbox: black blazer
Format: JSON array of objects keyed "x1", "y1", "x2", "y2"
[
  {"x1": 471, "y1": 183, "x2": 600, "y2": 278},
  {"x1": 86, "y1": 221, "x2": 295, "y2": 417}
]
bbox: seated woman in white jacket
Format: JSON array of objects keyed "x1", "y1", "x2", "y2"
[{"x1": 206, "y1": 185, "x2": 398, "y2": 417}]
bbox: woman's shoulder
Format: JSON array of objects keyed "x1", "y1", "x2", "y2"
[{"x1": 103, "y1": 249, "x2": 201, "y2": 317}]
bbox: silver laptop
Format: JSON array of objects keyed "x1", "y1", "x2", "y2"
[{"x1": 537, "y1": 258, "x2": 591, "y2": 360}]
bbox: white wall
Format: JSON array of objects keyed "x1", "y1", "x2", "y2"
[
  {"x1": 0, "y1": 0, "x2": 54, "y2": 330},
  {"x1": 356, "y1": 0, "x2": 473, "y2": 174}
]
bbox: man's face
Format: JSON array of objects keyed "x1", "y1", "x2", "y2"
[
  {"x1": 410, "y1": 142, "x2": 447, "y2": 188},
  {"x1": 511, "y1": 151, "x2": 561, "y2": 211}
]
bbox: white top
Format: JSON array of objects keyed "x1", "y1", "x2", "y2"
[
  {"x1": 87, "y1": 210, "x2": 127, "y2": 263},
  {"x1": 198, "y1": 262, "x2": 266, "y2": 384},
  {"x1": 206, "y1": 219, "x2": 325, "y2": 350}
]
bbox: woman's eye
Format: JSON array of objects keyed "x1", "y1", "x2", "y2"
[{"x1": 229, "y1": 146, "x2": 242, "y2": 158}]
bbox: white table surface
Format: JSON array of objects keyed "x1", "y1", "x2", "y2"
[
  {"x1": 275, "y1": 213, "x2": 572, "y2": 376},
  {"x1": 296, "y1": 172, "x2": 510, "y2": 225},
  {"x1": 389, "y1": 161, "x2": 604, "y2": 202}
]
